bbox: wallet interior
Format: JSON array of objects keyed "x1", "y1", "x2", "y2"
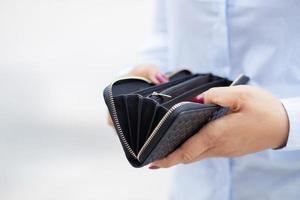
[{"x1": 110, "y1": 73, "x2": 231, "y2": 155}]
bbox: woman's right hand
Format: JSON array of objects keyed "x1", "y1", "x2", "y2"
[{"x1": 107, "y1": 64, "x2": 169, "y2": 127}]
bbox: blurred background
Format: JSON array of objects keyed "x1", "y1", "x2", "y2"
[{"x1": 0, "y1": 0, "x2": 171, "y2": 199}]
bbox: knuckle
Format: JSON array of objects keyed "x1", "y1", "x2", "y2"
[
  {"x1": 205, "y1": 88, "x2": 221, "y2": 104},
  {"x1": 178, "y1": 148, "x2": 193, "y2": 164},
  {"x1": 226, "y1": 88, "x2": 247, "y2": 111}
]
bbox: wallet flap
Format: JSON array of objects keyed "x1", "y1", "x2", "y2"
[
  {"x1": 137, "y1": 103, "x2": 219, "y2": 165},
  {"x1": 141, "y1": 105, "x2": 219, "y2": 166}
]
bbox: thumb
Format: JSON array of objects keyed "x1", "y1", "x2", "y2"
[{"x1": 203, "y1": 86, "x2": 244, "y2": 112}]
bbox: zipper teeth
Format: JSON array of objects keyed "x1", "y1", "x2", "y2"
[
  {"x1": 137, "y1": 102, "x2": 189, "y2": 160},
  {"x1": 108, "y1": 84, "x2": 137, "y2": 159},
  {"x1": 108, "y1": 77, "x2": 189, "y2": 162}
]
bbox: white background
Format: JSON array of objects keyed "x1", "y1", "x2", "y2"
[{"x1": 0, "y1": 0, "x2": 171, "y2": 199}]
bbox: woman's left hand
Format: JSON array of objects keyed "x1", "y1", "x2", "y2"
[{"x1": 149, "y1": 85, "x2": 290, "y2": 169}]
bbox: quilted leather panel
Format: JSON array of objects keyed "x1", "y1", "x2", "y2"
[{"x1": 142, "y1": 107, "x2": 219, "y2": 166}]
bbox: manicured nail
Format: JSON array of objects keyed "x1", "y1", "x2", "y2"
[
  {"x1": 155, "y1": 73, "x2": 168, "y2": 83},
  {"x1": 149, "y1": 165, "x2": 160, "y2": 170},
  {"x1": 161, "y1": 74, "x2": 169, "y2": 81},
  {"x1": 192, "y1": 95, "x2": 204, "y2": 104}
]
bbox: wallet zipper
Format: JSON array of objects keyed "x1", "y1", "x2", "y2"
[
  {"x1": 137, "y1": 102, "x2": 189, "y2": 160},
  {"x1": 107, "y1": 77, "x2": 152, "y2": 159},
  {"x1": 107, "y1": 79, "x2": 190, "y2": 161},
  {"x1": 150, "y1": 91, "x2": 172, "y2": 99}
]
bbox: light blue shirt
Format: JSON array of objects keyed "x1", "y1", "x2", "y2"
[{"x1": 133, "y1": 0, "x2": 300, "y2": 199}]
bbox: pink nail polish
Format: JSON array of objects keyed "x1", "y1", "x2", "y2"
[
  {"x1": 155, "y1": 73, "x2": 168, "y2": 83},
  {"x1": 192, "y1": 95, "x2": 204, "y2": 104},
  {"x1": 149, "y1": 165, "x2": 160, "y2": 170},
  {"x1": 161, "y1": 74, "x2": 169, "y2": 81}
]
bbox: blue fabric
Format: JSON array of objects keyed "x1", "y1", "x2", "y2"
[{"x1": 134, "y1": 0, "x2": 300, "y2": 199}]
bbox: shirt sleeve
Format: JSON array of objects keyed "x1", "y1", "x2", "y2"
[
  {"x1": 279, "y1": 97, "x2": 300, "y2": 151},
  {"x1": 120, "y1": 0, "x2": 170, "y2": 75}
]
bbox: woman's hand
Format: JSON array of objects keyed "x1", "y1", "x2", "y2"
[
  {"x1": 128, "y1": 64, "x2": 169, "y2": 85},
  {"x1": 107, "y1": 64, "x2": 169, "y2": 126},
  {"x1": 149, "y1": 85, "x2": 289, "y2": 169}
]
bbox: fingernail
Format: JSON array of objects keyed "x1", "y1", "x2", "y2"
[
  {"x1": 155, "y1": 73, "x2": 168, "y2": 83},
  {"x1": 161, "y1": 74, "x2": 169, "y2": 81},
  {"x1": 192, "y1": 95, "x2": 204, "y2": 104},
  {"x1": 148, "y1": 165, "x2": 160, "y2": 170}
]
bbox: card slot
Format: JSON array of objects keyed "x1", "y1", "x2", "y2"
[
  {"x1": 159, "y1": 74, "x2": 212, "y2": 98},
  {"x1": 127, "y1": 95, "x2": 142, "y2": 154},
  {"x1": 136, "y1": 96, "x2": 143, "y2": 153},
  {"x1": 124, "y1": 96, "x2": 134, "y2": 149},
  {"x1": 113, "y1": 96, "x2": 131, "y2": 145},
  {"x1": 144, "y1": 103, "x2": 158, "y2": 141},
  {"x1": 162, "y1": 79, "x2": 231, "y2": 109},
  {"x1": 138, "y1": 98, "x2": 168, "y2": 152},
  {"x1": 135, "y1": 74, "x2": 198, "y2": 96},
  {"x1": 138, "y1": 98, "x2": 158, "y2": 149},
  {"x1": 115, "y1": 94, "x2": 168, "y2": 154},
  {"x1": 148, "y1": 104, "x2": 168, "y2": 139}
]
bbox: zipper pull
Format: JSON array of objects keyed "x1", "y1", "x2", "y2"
[{"x1": 150, "y1": 91, "x2": 172, "y2": 99}]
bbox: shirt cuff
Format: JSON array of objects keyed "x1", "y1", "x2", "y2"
[{"x1": 279, "y1": 98, "x2": 300, "y2": 151}]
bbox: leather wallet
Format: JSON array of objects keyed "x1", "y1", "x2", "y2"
[{"x1": 103, "y1": 70, "x2": 249, "y2": 167}]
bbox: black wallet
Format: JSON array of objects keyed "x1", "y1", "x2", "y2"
[{"x1": 103, "y1": 70, "x2": 249, "y2": 167}]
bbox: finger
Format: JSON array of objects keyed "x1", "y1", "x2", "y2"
[
  {"x1": 148, "y1": 73, "x2": 160, "y2": 85},
  {"x1": 193, "y1": 146, "x2": 217, "y2": 161},
  {"x1": 156, "y1": 73, "x2": 169, "y2": 83},
  {"x1": 148, "y1": 67, "x2": 168, "y2": 84},
  {"x1": 149, "y1": 149, "x2": 185, "y2": 169},
  {"x1": 107, "y1": 114, "x2": 114, "y2": 127},
  {"x1": 192, "y1": 95, "x2": 204, "y2": 103},
  {"x1": 194, "y1": 113, "x2": 243, "y2": 160},
  {"x1": 203, "y1": 86, "x2": 246, "y2": 112},
  {"x1": 149, "y1": 130, "x2": 214, "y2": 168},
  {"x1": 149, "y1": 72, "x2": 168, "y2": 85}
]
